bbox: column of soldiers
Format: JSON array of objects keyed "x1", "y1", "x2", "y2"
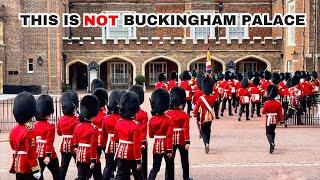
[{"x1": 8, "y1": 69, "x2": 320, "y2": 180}]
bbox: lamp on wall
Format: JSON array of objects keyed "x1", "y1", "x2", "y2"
[
  {"x1": 218, "y1": 3, "x2": 224, "y2": 12},
  {"x1": 291, "y1": 49, "x2": 299, "y2": 59},
  {"x1": 37, "y1": 56, "x2": 43, "y2": 65}
]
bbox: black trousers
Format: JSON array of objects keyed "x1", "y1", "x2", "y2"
[
  {"x1": 196, "y1": 113, "x2": 201, "y2": 135},
  {"x1": 60, "y1": 152, "x2": 76, "y2": 180},
  {"x1": 251, "y1": 102, "x2": 261, "y2": 117},
  {"x1": 234, "y1": 97, "x2": 240, "y2": 113},
  {"x1": 142, "y1": 144, "x2": 148, "y2": 179},
  {"x1": 115, "y1": 159, "x2": 142, "y2": 180},
  {"x1": 239, "y1": 104, "x2": 249, "y2": 119},
  {"x1": 213, "y1": 101, "x2": 220, "y2": 118},
  {"x1": 231, "y1": 93, "x2": 237, "y2": 108},
  {"x1": 38, "y1": 157, "x2": 61, "y2": 180},
  {"x1": 88, "y1": 147, "x2": 103, "y2": 180},
  {"x1": 76, "y1": 163, "x2": 90, "y2": 180},
  {"x1": 201, "y1": 121, "x2": 212, "y2": 145},
  {"x1": 221, "y1": 98, "x2": 232, "y2": 115},
  {"x1": 103, "y1": 154, "x2": 117, "y2": 180},
  {"x1": 16, "y1": 173, "x2": 37, "y2": 180},
  {"x1": 173, "y1": 145, "x2": 189, "y2": 180},
  {"x1": 300, "y1": 97, "x2": 307, "y2": 113},
  {"x1": 183, "y1": 100, "x2": 192, "y2": 116},
  {"x1": 266, "y1": 124, "x2": 276, "y2": 146},
  {"x1": 148, "y1": 154, "x2": 174, "y2": 180}
]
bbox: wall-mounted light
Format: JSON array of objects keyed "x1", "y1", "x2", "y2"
[
  {"x1": 291, "y1": 49, "x2": 299, "y2": 59},
  {"x1": 37, "y1": 56, "x2": 43, "y2": 65},
  {"x1": 218, "y1": 3, "x2": 223, "y2": 12}
]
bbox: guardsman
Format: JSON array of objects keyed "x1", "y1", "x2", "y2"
[
  {"x1": 73, "y1": 95, "x2": 99, "y2": 180},
  {"x1": 190, "y1": 70, "x2": 197, "y2": 94},
  {"x1": 220, "y1": 71, "x2": 233, "y2": 117},
  {"x1": 249, "y1": 77, "x2": 262, "y2": 118},
  {"x1": 261, "y1": 71, "x2": 272, "y2": 104},
  {"x1": 262, "y1": 84, "x2": 284, "y2": 154},
  {"x1": 114, "y1": 92, "x2": 143, "y2": 180},
  {"x1": 167, "y1": 71, "x2": 178, "y2": 91},
  {"x1": 304, "y1": 73, "x2": 314, "y2": 109},
  {"x1": 155, "y1": 73, "x2": 167, "y2": 90},
  {"x1": 130, "y1": 85, "x2": 149, "y2": 179},
  {"x1": 9, "y1": 92, "x2": 41, "y2": 180},
  {"x1": 179, "y1": 70, "x2": 193, "y2": 116},
  {"x1": 33, "y1": 95, "x2": 61, "y2": 180},
  {"x1": 148, "y1": 89, "x2": 174, "y2": 180},
  {"x1": 102, "y1": 90, "x2": 126, "y2": 179},
  {"x1": 91, "y1": 88, "x2": 109, "y2": 179},
  {"x1": 193, "y1": 77, "x2": 216, "y2": 154},
  {"x1": 234, "y1": 73, "x2": 243, "y2": 114},
  {"x1": 193, "y1": 71, "x2": 205, "y2": 137},
  {"x1": 311, "y1": 71, "x2": 320, "y2": 92},
  {"x1": 166, "y1": 87, "x2": 192, "y2": 180},
  {"x1": 246, "y1": 71, "x2": 254, "y2": 87},
  {"x1": 288, "y1": 75, "x2": 304, "y2": 125},
  {"x1": 91, "y1": 78, "x2": 104, "y2": 92},
  {"x1": 57, "y1": 91, "x2": 80, "y2": 180},
  {"x1": 237, "y1": 78, "x2": 251, "y2": 121}
]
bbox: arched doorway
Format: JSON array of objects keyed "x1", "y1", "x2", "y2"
[
  {"x1": 68, "y1": 62, "x2": 88, "y2": 90},
  {"x1": 143, "y1": 57, "x2": 179, "y2": 89},
  {"x1": 188, "y1": 57, "x2": 224, "y2": 73},
  {"x1": 235, "y1": 56, "x2": 270, "y2": 75},
  {"x1": 99, "y1": 57, "x2": 134, "y2": 89}
]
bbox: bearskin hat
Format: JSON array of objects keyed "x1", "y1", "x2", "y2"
[
  {"x1": 13, "y1": 92, "x2": 36, "y2": 124},
  {"x1": 280, "y1": 73, "x2": 285, "y2": 81},
  {"x1": 286, "y1": 78, "x2": 292, "y2": 88},
  {"x1": 119, "y1": 91, "x2": 140, "y2": 119},
  {"x1": 92, "y1": 88, "x2": 108, "y2": 108},
  {"x1": 264, "y1": 71, "x2": 272, "y2": 80},
  {"x1": 285, "y1": 73, "x2": 292, "y2": 81},
  {"x1": 311, "y1": 71, "x2": 318, "y2": 79},
  {"x1": 301, "y1": 71, "x2": 307, "y2": 79},
  {"x1": 252, "y1": 77, "x2": 260, "y2": 86},
  {"x1": 236, "y1": 72, "x2": 243, "y2": 81},
  {"x1": 150, "y1": 89, "x2": 170, "y2": 116},
  {"x1": 247, "y1": 71, "x2": 254, "y2": 80},
  {"x1": 260, "y1": 70, "x2": 265, "y2": 79},
  {"x1": 202, "y1": 77, "x2": 213, "y2": 95},
  {"x1": 291, "y1": 75, "x2": 300, "y2": 87},
  {"x1": 182, "y1": 70, "x2": 191, "y2": 81},
  {"x1": 169, "y1": 87, "x2": 186, "y2": 108},
  {"x1": 159, "y1": 73, "x2": 167, "y2": 82},
  {"x1": 79, "y1": 95, "x2": 99, "y2": 122},
  {"x1": 267, "y1": 84, "x2": 278, "y2": 99},
  {"x1": 191, "y1": 70, "x2": 197, "y2": 78},
  {"x1": 294, "y1": 70, "x2": 302, "y2": 77},
  {"x1": 217, "y1": 72, "x2": 224, "y2": 81},
  {"x1": 241, "y1": 78, "x2": 249, "y2": 88},
  {"x1": 170, "y1": 71, "x2": 178, "y2": 80},
  {"x1": 271, "y1": 73, "x2": 281, "y2": 85},
  {"x1": 36, "y1": 94, "x2": 54, "y2": 120},
  {"x1": 306, "y1": 73, "x2": 312, "y2": 81},
  {"x1": 61, "y1": 91, "x2": 78, "y2": 115},
  {"x1": 108, "y1": 90, "x2": 126, "y2": 113},
  {"x1": 196, "y1": 71, "x2": 205, "y2": 91},
  {"x1": 129, "y1": 85, "x2": 144, "y2": 105},
  {"x1": 90, "y1": 78, "x2": 104, "y2": 92},
  {"x1": 253, "y1": 71, "x2": 260, "y2": 78},
  {"x1": 225, "y1": 71, "x2": 232, "y2": 81}
]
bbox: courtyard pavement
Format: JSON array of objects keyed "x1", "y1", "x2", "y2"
[{"x1": 1, "y1": 91, "x2": 320, "y2": 179}]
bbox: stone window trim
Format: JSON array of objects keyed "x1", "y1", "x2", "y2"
[
  {"x1": 287, "y1": 0, "x2": 295, "y2": 46},
  {"x1": 110, "y1": 62, "x2": 129, "y2": 85},
  {"x1": 187, "y1": 10, "x2": 216, "y2": 40},
  {"x1": 226, "y1": 13, "x2": 249, "y2": 40}
]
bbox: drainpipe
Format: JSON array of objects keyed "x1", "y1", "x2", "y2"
[
  {"x1": 281, "y1": 0, "x2": 285, "y2": 72},
  {"x1": 302, "y1": 0, "x2": 306, "y2": 70}
]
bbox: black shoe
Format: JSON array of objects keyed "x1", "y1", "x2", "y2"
[
  {"x1": 216, "y1": 116, "x2": 220, "y2": 119},
  {"x1": 220, "y1": 113, "x2": 223, "y2": 117},
  {"x1": 270, "y1": 143, "x2": 275, "y2": 154},
  {"x1": 238, "y1": 118, "x2": 241, "y2": 121},
  {"x1": 257, "y1": 115, "x2": 261, "y2": 117},
  {"x1": 205, "y1": 144, "x2": 209, "y2": 154},
  {"x1": 229, "y1": 113, "x2": 233, "y2": 116},
  {"x1": 199, "y1": 134, "x2": 202, "y2": 139},
  {"x1": 251, "y1": 114, "x2": 254, "y2": 118},
  {"x1": 246, "y1": 118, "x2": 250, "y2": 121}
]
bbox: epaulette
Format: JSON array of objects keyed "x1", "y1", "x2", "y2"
[
  {"x1": 25, "y1": 123, "x2": 32, "y2": 130},
  {"x1": 133, "y1": 120, "x2": 140, "y2": 125}
]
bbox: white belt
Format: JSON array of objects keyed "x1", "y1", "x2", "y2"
[
  {"x1": 267, "y1": 113, "x2": 277, "y2": 116},
  {"x1": 119, "y1": 139, "x2": 134, "y2": 144},
  {"x1": 173, "y1": 128, "x2": 183, "y2": 131},
  {"x1": 36, "y1": 139, "x2": 47, "y2": 143},
  {"x1": 154, "y1": 135, "x2": 166, "y2": 139},
  {"x1": 78, "y1": 143, "x2": 91, "y2": 147},
  {"x1": 15, "y1": 151, "x2": 27, "y2": 155},
  {"x1": 62, "y1": 135, "x2": 73, "y2": 138},
  {"x1": 98, "y1": 128, "x2": 102, "y2": 132}
]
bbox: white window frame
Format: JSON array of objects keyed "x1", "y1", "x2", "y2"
[
  {"x1": 110, "y1": 62, "x2": 129, "y2": 85},
  {"x1": 149, "y1": 62, "x2": 167, "y2": 85},
  {"x1": 103, "y1": 11, "x2": 136, "y2": 39},
  {"x1": 27, "y1": 59, "x2": 34, "y2": 74},
  {"x1": 189, "y1": 11, "x2": 215, "y2": 39},
  {"x1": 191, "y1": 62, "x2": 206, "y2": 72},
  {"x1": 239, "y1": 61, "x2": 257, "y2": 75},
  {"x1": 287, "y1": 60, "x2": 292, "y2": 73},
  {"x1": 226, "y1": 14, "x2": 249, "y2": 39},
  {"x1": 287, "y1": 0, "x2": 295, "y2": 46}
]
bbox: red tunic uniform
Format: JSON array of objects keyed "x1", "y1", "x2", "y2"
[
  {"x1": 102, "y1": 113, "x2": 121, "y2": 154},
  {"x1": 179, "y1": 80, "x2": 192, "y2": 101},
  {"x1": 73, "y1": 122, "x2": 98, "y2": 164},
  {"x1": 218, "y1": 80, "x2": 232, "y2": 99},
  {"x1": 193, "y1": 89, "x2": 204, "y2": 105},
  {"x1": 261, "y1": 80, "x2": 271, "y2": 97},
  {"x1": 149, "y1": 114, "x2": 173, "y2": 154},
  {"x1": 302, "y1": 81, "x2": 313, "y2": 96},
  {"x1": 234, "y1": 80, "x2": 241, "y2": 91},
  {"x1": 57, "y1": 115, "x2": 80, "y2": 153},
  {"x1": 33, "y1": 120, "x2": 57, "y2": 159},
  {"x1": 136, "y1": 108, "x2": 148, "y2": 144},
  {"x1": 193, "y1": 95, "x2": 217, "y2": 125},
  {"x1": 289, "y1": 87, "x2": 302, "y2": 107},
  {"x1": 155, "y1": 81, "x2": 167, "y2": 90},
  {"x1": 113, "y1": 119, "x2": 142, "y2": 161},
  {"x1": 237, "y1": 88, "x2": 250, "y2": 105},
  {"x1": 9, "y1": 124, "x2": 40, "y2": 173},
  {"x1": 249, "y1": 86, "x2": 262, "y2": 103},
  {"x1": 166, "y1": 109, "x2": 190, "y2": 145},
  {"x1": 92, "y1": 110, "x2": 107, "y2": 147},
  {"x1": 262, "y1": 100, "x2": 284, "y2": 126},
  {"x1": 167, "y1": 80, "x2": 178, "y2": 91}
]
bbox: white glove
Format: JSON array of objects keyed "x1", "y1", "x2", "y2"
[
  {"x1": 33, "y1": 172, "x2": 41, "y2": 179},
  {"x1": 43, "y1": 157, "x2": 50, "y2": 165},
  {"x1": 90, "y1": 163, "x2": 95, "y2": 169}
]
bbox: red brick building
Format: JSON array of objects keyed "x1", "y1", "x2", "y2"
[{"x1": 0, "y1": 0, "x2": 319, "y2": 93}]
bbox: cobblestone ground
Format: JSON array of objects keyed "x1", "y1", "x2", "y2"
[{"x1": 1, "y1": 92, "x2": 320, "y2": 179}]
